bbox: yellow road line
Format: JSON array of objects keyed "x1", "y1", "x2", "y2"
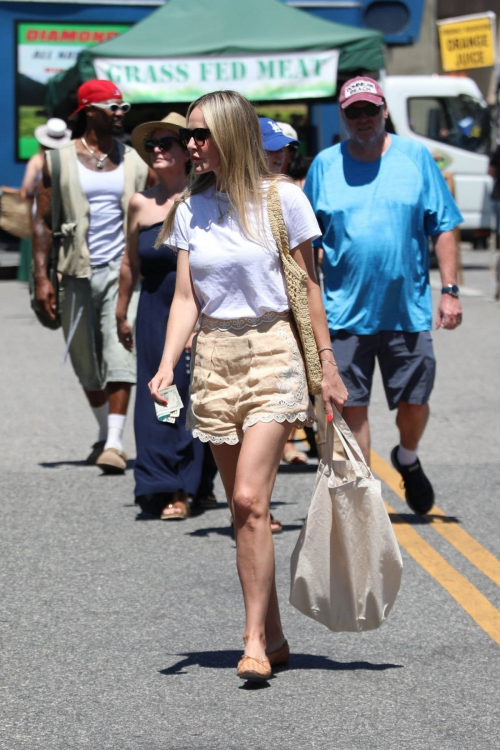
[
  {"x1": 383, "y1": 498, "x2": 500, "y2": 646},
  {"x1": 371, "y1": 451, "x2": 500, "y2": 588}
]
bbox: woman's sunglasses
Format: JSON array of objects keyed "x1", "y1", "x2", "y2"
[
  {"x1": 143, "y1": 136, "x2": 181, "y2": 153},
  {"x1": 344, "y1": 103, "x2": 382, "y2": 120},
  {"x1": 91, "y1": 102, "x2": 132, "y2": 114},
  {"x1": 178, "y1": 127, "x2": 211, "y2": 146}
]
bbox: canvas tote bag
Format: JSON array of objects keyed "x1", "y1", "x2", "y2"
[{"x1": 290, "y1": 409, "x2": 403, "y2": 632}]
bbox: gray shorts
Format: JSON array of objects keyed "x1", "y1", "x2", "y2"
[
  {"x1": 330, "y1": 330, "x2": 436, "y2": 410},
  {"x1": 59, "y1": 257, "x2": 139, "y2": 391}
]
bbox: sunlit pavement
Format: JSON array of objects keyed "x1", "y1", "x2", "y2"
[{"x1": 1, "y1": 250, "x2": 499, "y2": 750}]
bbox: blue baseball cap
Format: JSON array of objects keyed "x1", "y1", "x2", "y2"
[{"x1": 258, "y1": 117, "x2": 299, "y2": 151}]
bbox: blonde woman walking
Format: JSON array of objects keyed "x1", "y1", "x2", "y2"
[{"x1": 149, "y1": 91, "x2": 347, "y2": 682}]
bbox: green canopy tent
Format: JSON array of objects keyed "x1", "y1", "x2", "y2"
[{"x1": 47, "y1": 0, "x2": 384, "y2": 112}]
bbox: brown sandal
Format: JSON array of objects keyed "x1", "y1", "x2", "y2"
[
  {"x1": 282, "y1": 447, "x2": 308, "y2": 465},
  {"x1": 160, "y1": 492, "x2": 190, "y2": 520},
  {"x1": 270, "y1": 514, "x2": 283, "y2": 534}
]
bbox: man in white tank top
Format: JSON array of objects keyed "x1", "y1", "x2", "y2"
[{"x1": 32, "y1": 80, "x2": 150, "y2": 473}]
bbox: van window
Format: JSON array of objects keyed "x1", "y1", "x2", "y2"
[{"x1": 408, "y1": 96, "x2": 490, "y2": 154}]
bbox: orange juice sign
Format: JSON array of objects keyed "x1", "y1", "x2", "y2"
[{"x1": 438, "y1": 14, "x2": 496, "y2": 72}]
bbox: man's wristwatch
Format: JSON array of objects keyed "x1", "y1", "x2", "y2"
[{"x1": 441, "y1": 284, "x2": 460, "y2": 298}]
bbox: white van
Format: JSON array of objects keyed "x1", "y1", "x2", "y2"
[{"x1": 382, "y1": 75, "x2": 493, "y2": 246}]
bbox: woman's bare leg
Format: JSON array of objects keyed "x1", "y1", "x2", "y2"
[
  {"x1": 211, "y1": 420, "x2": 290, "y2": 661},
  {"x1": 264, "y1": 574, "x2": 285, "y2": 653},
  {"x1": 210, "y1": 441, "x2": 240, "y2": 520}
]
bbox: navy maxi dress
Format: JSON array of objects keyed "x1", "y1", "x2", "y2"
[{"x1": 134, "y1": 221, "x2": 204, "y2": 500}]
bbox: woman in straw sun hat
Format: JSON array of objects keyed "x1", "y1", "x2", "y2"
[
  {"x1": 116, "y1": 113, "x2": 216, "y2": 520},
  {"x1": 149, "y1": 91, "x2": 348, "y2": 682}
]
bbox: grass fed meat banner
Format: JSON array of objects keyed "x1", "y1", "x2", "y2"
[
  {"x1": 93, "y1": 49, "x2": 339, "y2": 103},
  {"x1": 16, "y1": 22, "x2": 130, "y2": 160}
]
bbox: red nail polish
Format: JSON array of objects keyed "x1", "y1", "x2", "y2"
[{"x1": 327, "y1": 414, "x2": 333, "y2": 423}]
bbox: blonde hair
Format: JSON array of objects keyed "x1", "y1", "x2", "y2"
[{"x1": 155, "y1": 90, "x2": 282, "y2": 247}]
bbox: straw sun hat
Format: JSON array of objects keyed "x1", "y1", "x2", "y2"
[{"x1": 132, "y1": 112, "x2": 186, "y2": 164}]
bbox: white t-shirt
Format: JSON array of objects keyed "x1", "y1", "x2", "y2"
[{"x1": 165, "y1": 180, "x2": 320, "y2": 320}]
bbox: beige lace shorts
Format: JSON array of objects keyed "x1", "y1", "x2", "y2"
[{"x1": 187, "y1": 312, "x2": 316, "y2": 445}]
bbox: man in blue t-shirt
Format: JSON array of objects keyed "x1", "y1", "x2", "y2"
[{"x1": 304, "y1": 76, "x2": 463, "y2": 515}]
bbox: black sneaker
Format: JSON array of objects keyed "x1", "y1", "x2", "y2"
[{"x1": 390, "y1": 446, "x2": 435, "y2": 515}]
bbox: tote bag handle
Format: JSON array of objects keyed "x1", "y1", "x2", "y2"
[{"x1": 325, "y1": 408, "x2": 372, "y2": 481}]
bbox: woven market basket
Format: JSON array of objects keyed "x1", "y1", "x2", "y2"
[{"x1": 0, "y1": 187, "x2": 32, "y2": 239}]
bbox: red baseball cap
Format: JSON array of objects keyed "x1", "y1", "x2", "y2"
[
  {"x1": 339, "y1": 77, "x2": 384, "y2": 109},
  {"x1": 70, "y1": 79, "x2": 123, "y2": 119}
]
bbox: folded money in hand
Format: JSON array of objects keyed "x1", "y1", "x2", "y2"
[{"x1": 154, "y1": 385, "x2": 184, "y2": 423}]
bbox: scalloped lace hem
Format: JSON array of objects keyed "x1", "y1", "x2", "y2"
[
  {"x1": 191, "y1": 429, "x2": 240, "y2": 445},
  {"x1": 243, "y1": 411, "x2": 316, "y2": 432},
  {"x1": 191, "y1": 411, "x2": 316, "y2": 445},
  {"x1": 200, "y1": 310, "x2": 290, "y2": 332}
]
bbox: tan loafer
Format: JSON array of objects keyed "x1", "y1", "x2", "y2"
[
  {"x1": 267, "y1": 640, "x2": 290, "y2": 668},
  {"x1": 236, "y1": 655, "x2": 272, "y2": 682},
  {"x1": 96, "y1": 447, "x2": 127, "y2": 474}
]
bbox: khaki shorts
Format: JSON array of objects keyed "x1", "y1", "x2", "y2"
[
  {"x1": 59, "y1": 257, "x2": 139, "y2": 391},
  {"x1": 330, "y1": 330, "x2": 436, "y2": 410},
  {"x1": 187, "y1": 312, "x2": 316, "y2": 445}
]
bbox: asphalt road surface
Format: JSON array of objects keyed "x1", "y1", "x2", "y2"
[{"x1": 1, "y1": 248, "x2": 499, "y2": 750}]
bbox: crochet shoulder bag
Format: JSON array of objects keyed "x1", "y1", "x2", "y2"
[{"x1": 266, "y1": 180, "x2": 322, "y2": 395}]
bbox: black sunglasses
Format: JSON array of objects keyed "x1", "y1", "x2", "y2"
[
  {"x1": 344, "y1": 103, "x2": 383, "y2": 120},
  {"x1": 143, "y1": 136, "x2": 181, "y2": 153},
  {"x1": 178, "y1": 127, "x2": 211, "y2": 146}
]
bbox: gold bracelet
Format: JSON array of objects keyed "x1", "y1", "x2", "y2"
[{"x1": 320, "y1": 359, "x2": 338, "y2": 368}]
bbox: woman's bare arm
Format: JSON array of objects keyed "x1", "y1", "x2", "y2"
[
  {"x1": 116, "y1": 193, "x2": 143, "y2": 350},
  {"x1": 291, "y1": 239, "x2": 348, "y2": 415},
  {"x1": 21, "y1": 152, "x2": 44, "y2": 198},
  {"x1": 148, "y1": 249, "x2": 200, "y2": 404}
]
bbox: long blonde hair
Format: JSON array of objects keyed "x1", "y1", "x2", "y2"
[{"x1": 155, "y1": 90, "x2": 281, "y2": 247}]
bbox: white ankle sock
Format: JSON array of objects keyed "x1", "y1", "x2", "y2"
[
  {"x1": 104, "y1": 414, "x2": 126, "y2": 452},
  {"x1": 92, "y1": 402, "x2": 109, "y2": 442},
  {"x1": 398, "y1": 444, "x2": 418, "y2": 467}
]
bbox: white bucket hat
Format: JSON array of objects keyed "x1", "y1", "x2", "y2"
[{"x1": 34, "y1": 118, "x2": 72, "y2": 149}]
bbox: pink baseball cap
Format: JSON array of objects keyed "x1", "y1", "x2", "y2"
[
  {"x1": 339, "y1": 77, "x2": 384, "y2": 109},
  {"x1": 70, "y1": 79, "x2": 123, "y2": 119}
]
